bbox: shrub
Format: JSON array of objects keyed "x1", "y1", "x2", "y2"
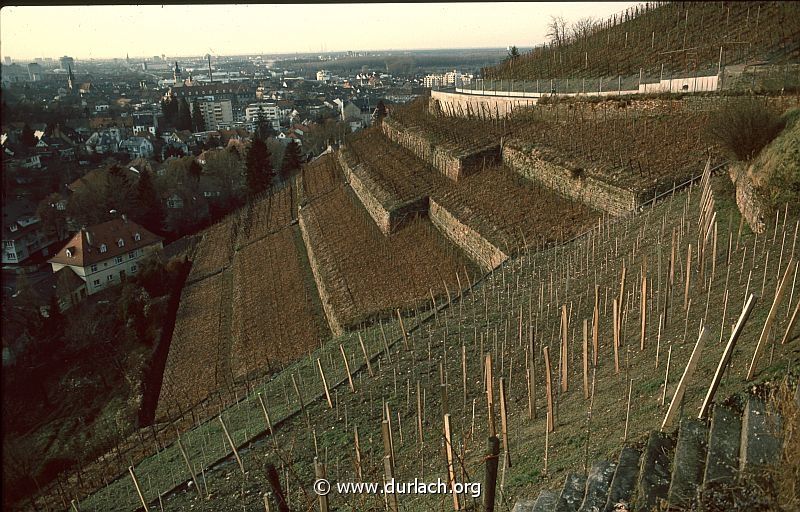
[{"x1": 707, "y1": 98, "x2": 786, "y2": 161}]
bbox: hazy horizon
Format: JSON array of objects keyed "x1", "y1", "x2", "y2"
[{"x1": 1, "y1": 2, "x2": 640, "y2": 62}]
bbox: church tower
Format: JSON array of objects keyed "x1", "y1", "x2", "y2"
[
  {"x1": 67, "y1": 65, "x2": 75, "y2": 93},
  {"x1": 173, "y1": 61, "x2": 182, "y2": 84}
]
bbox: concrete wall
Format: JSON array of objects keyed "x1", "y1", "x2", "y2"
[
  {"x1": 435, "y1": 73, "x2": 720, "y2": 119},
  {"x1": 503, "y1": 144, "x2": 641, "y2": 216},
  {"x1": 382, "y1": 117, "x2": 500, "y2": 181},
  {"x1": 430, "y1": 90, "x2": 538, "y2": 119},
  {"x1": 429, "y1": 199, "x2": 507, "y2": 272},
  {"x1": 639, "y1": 75, "x2": 719, "y2": 94}
]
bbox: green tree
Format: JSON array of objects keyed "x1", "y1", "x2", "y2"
[
  {"x1": 507, "y1": 46, "x2": 521, "y2": 59},
  {"x1": 133, "y1": 169, "x2": 165, "y2": 234},
  {"x1": 21, "y1": 123, "x2": 37, "y2": 147},
  {"x1": 191, "y1": 100, "x2": 205, "y2": 132},
  {"x1": 160, "y1": 96, "x2": 178, "y2": 126},
  {"x1": 176, "y1": 98, "x2": 192, "y2": 131},
  {"x1": 255, "y1": 106, "x2": 275, "y2": 141},
  {"x1": 188, "y1": 159, "x2": 203, "y2": 181},
  {"x1": 373, "y1": 100, "x2": 388, "y2": 125},
  {"x1": 280, "y1": 140, "x2": 302, "y2": 181},
  {"x1": 245, "y1": 138, "x2": 274, "y2": 197},
  {"x1": 36, "y1": 193, "x2": 68, "y2": 241}
]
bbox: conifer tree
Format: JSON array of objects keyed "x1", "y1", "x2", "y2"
[
  {"x1": 245, "y1": 138, "x2": 274, "y2": 197},
  {"x1": 280, "y1": 140, "x2": 302, "y2": 181}
]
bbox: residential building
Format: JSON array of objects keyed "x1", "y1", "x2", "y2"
[
  {"x1": 85, "y1": 127, "x2": 123, "y2": 154},
  {"x1": 48, "y1": 216, "x2": 163, "y2": 295},
  {"x1": 118, "y1": 136, "x2": 155, "y2": 159},
  {"x1": 3, "y1": 211, "x2": 60, "y2": 267},
  {"x1": 192, "y1": 99, "x2": 234, "y2": 131},
  {"x1": 316, "y1": 70, "x2": 332, "y2": 83}
]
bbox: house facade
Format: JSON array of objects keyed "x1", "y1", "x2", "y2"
[
  {"x1": 119, "y1": 136, "x2": 155, "y2": 158},
  {"x1": 48, "y1": 216, "x2": 162, "y2": 295}
]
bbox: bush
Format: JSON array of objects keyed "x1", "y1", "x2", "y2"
[{"x1": 707, "y1": 98, "x2": 786, "y2": 161}]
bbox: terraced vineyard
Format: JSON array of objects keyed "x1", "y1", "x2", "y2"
[
  {"x1": 156, "y1": 272, "x2": 232, "y2": 421},
  {"x1": 341, "y1": 126, "x2": 450, "y2": 207},
  {"x1": 230, "y1": 227, "x2": 329, "y2": 380},
  {"x1": 299, "y1": 155, "x2": 478, "y2": 332},
  {"x1": 508, "y1": 99, "x2": 717, "y2": 194},
  {"x1": 146, "y1": 173, "x2": 799, "y2": 512},
  {"x1": 434, "y1": 164, "x2": 599, "y2": 255}
]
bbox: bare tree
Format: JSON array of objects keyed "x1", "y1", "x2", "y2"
[
  {"x1": 571, "y1": 16, "x2": 597, "y2": 41},
  {"x1": 546, "y1": 15, "x2": 569, "y2": 47}
]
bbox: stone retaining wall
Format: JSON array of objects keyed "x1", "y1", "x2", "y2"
[
  {"x1": 729, "y1": 164, "x2": 767, "y2": 234},
  {"x1": 382, "y1": 117, "x2": 500, "y2": 181},
  {"x1": 503, "y1": 144, "x2": 642, "y2": 216},
  {"x1": 337, "y1": 149, "x2": 428, "y2": 234},
  {"x1": 429, "y1": 199, "x2": 507, "y2": 272},
  {"x1": 297, "y1": 210, "x2": 349, "y2": 336}
]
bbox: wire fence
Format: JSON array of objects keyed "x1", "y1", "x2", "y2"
[{"x1": 435, "y1": 63, "x2": 800, "y2": 98}]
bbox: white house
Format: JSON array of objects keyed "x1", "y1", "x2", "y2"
[
  {"x1": 48, "y1": 216, "x2": 163, "y2": 295},
  {"x1": 118, "y1": 136, "x2": 155, "y2": 159}
]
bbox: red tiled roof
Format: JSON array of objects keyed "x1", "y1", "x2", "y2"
[{"x1": 48, "y1": 217, "x2": 162, "y2": 267}]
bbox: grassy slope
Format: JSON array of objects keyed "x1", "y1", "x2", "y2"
[{"x1": 87, "y1": 170, "x2": 799, "y2": 511}]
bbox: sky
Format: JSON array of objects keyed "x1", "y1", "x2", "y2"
[{"x1": 0, "y1": 2, "x2": 640, "y2": 61}]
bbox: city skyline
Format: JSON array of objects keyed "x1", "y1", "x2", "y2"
[{"x1": 1, "y1": 2, "x2": 640, "y2": 61}]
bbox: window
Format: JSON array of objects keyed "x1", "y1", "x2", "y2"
[
  {"x1": 6, "y1": 252, "x2": 15, "y2": 260},
  {"x1": 3, "y1": 241, "x2": 12, "y2": 248},
  {"x1": 107, "y1": 274, "x2": 114, "y2": 282},
  {"x1": 93, "y1": 279, "x2": 100, "y2": 286},
  {"x1": 90, "y1": 264, "x2": 98, "y2": 272},
  {"x1": 100, "y1": 244, "x2": 107, "y2": 253},
  {"x1": 65, "y1": 248, "x2": 73, "y2": 258},
  {"x1": 115, "y1": 256, "x2": 123, "y2": 264},
  {"x1": 130, "y1": 264, "x2": 138, "y2": 273},
  {"x1": 128, "y1": 251, "x2": 136, "y2": 259},
  {"x1": 133, "y1": 232, "x2": 141, "y2": 241}
]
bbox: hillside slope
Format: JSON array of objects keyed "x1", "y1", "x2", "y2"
[{"x1": 486, "y1": 1, "x2": 800, "y2": 80}]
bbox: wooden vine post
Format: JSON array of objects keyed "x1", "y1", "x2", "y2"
[
  {"x1": 128, "y1": 466, "x2": 149, "y2": 512},
  {"x1": 582, "y1": 319, "x2": 589, "y2": 399},
  {"x1": 339, "y1": 344, "x2": 355, "y2": 392},
  {"x1": 747, "y1": 259, "x2": 795, "y2": 380},
  {"x1": 543, "y1": 346, "x2": 555, "y2": 432},
  {"x1": 443, "y1": 414, "x2": 460, "y2": 511},
  {"x1": 700, "y1": 294, "x2": 757, "y2": 418},
  {"x1": 560, "y1": 305, "x2": 569, "y2": 392},
  {"x1": 662, "y1": 327, "x2": 709, "y2": 430},
  {"x1": 219, "y1": 415, "x2": 245, "y2": 475}
]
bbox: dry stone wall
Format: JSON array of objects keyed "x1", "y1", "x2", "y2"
[
  {"x1": 503, "y1": 144, "x2": 642, "y2": 216},
  {"x1": 382, "y1": 117, "x2": 500, "y2": 181},
  {"x1": 729, "y1": 164, "x2": 767, "y2": 234},
  {"x1": 297, "y1": 210, "x2": 349, "y2": 336},
  {"x1": 429, "y1": 199, "x2": 508, "y2": 272},
  {"x1": 337, "y1": 149, "x2": 428, "y2": 234}
]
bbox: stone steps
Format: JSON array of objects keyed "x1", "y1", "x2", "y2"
[
  {"x1": 603, "y1": 447, "x2": 641, "y2": 512},
  {"x1": 635, "y1": 430, "x2": 676, "y2": 511},
  {"x1": 555, "y1": 473, "x2": 586, "y2": 512},
  {"x1": 703, "y1": 403, "x2": 741, "y2": 486},
  {"x1": 739, "y1": 396, "x2": 783, "y2": 474},
  {"x1": 577, "y1": 460, "x2": 617, "y2": 512},
  {"x1": 510, "y1": 393, "x2": 786, "y2": 512},
  {"x1": 666, "y1": 418, "x2": 709, "y2": 509}
]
